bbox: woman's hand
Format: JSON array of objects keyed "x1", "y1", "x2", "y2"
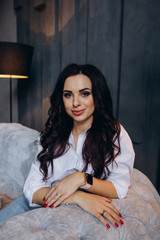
[
  {"x1": 43, "y1": 172, "x2": 84, "y2": 207},
  {"x1": 70, "y1": 191, "x2": 124, "y2": 229}
]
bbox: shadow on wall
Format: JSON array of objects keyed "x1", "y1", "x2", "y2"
[
  {"x1": 16, "y1": 0, "x2": 160, "y2": 193},
  {"x1": 17, "y1": 0, "x2": 121, "y2": 130}
]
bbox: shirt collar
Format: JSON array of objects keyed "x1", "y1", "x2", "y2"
[{"x1": 69, "y1": 125, "x2": 91, "y2": 145}]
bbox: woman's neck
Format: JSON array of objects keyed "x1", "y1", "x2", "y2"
[
  {"x1": 72, "y1": 118, "x2": 93, "y2": 137},
  {"x1": 72, "y1": 121, "x2": 91, "y2": 151}
]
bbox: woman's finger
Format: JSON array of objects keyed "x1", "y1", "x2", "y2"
[
  {"x1": 94, "y1": 212, "x2": 111, "y2": 229},
  {"x1": 45, "y1": 191, "x2": 61, "y2": 206},
  {"x1": 103, "y1": 207, "x2": 124, "y2": 227},
  {"x1": 44, "y1": 186, "x2": 56, "y2": 201},
  {"x1": 46, "y1": 193, "x2": 67, "y2": 208},
  {"x1": 102, "y1": 210, "x2": 120, "y2": 228},
  {"x1": 101, "y1": 197, "x2": 112, "y2": 203},
  {"x1": 106, "y1": 198, "x2": 112, "y2": 203},
  {"x1": 105, "y1": 201, "x2": 122, "y2": 217},
  {"x1": 51, "y1": 194, "x2": 67, "y2": 208}
]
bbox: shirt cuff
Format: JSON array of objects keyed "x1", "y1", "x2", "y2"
[{"x1": 110, "y1": 180, "x2": 129, "y2": 199}]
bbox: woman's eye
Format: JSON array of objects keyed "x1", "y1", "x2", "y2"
[
  {"x1": 81, "y1": 91, "x2": 91, "y2": 97},
  {"x1": 64, "y1": 93, "x2": 71, "y2": 98}
]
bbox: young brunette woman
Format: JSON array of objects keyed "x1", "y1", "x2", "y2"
[{"x1": 0, "y1": 64, "x2": 135, "y2": 229}]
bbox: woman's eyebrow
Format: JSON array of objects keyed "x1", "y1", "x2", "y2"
[
  {"x1": 79, "y1": 88, "x2": 92, "y2": 92},
  {"x1": 63, "y1": 90, "x2": 72, "y2": 93},
  {"x1": 63, "y1": 88, "x2": 91, "y2": 93}
]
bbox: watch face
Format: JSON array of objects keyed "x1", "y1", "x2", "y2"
[{"x1": 87, "y1": 174, "x2": 93, "y2": 185}]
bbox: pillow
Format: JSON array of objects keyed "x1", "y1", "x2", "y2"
[{"x1": 0, "y1": 123, "x2": 40, "y2": 192}]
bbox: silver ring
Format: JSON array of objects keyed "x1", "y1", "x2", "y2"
[
  {"x1": 102, "y1": 210, "x2": 105, "y2": 216},
  {"x1": 64, "y1": 201, "x2": 69, "y2": 206},
  {"x1": 56, "y1": 194, "x2": 60, "y2": 199}
]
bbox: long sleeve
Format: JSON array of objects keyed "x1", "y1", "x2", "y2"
[
  {"x1": 107, "y1": 125, "x2": 135, "y2": 199},
  {"x1": 23, "y1": 144, "x2": 52, "y2": 207}
]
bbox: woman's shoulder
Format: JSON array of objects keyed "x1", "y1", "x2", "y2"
[
  {"x1": 120, "y1": 124, "x2": 133, "y2": 149},
  {"x1": 119, "y1": 124, "x2": 131, "y2": 139}
]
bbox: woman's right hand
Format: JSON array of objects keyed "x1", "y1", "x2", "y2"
[{"x1": 64, "y1": 191, "x2": 124, "y2": 229}]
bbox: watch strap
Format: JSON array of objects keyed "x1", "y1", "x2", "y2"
[{"x1": 81, "y1": 173, "x2": 93, "y2": 189}]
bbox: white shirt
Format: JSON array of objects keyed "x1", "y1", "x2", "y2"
[{"x1": 23, "y1": 125, "x2": 135, "y2": 207}]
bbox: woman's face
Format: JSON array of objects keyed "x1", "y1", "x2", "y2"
[{"x1": 63, "y1": 74, "x2": 95, "y2": 127}]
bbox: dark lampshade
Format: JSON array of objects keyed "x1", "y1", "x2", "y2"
[
  {"x1": 0, "y1": 42, "x2": 34, "y2": 123},
  {"x1": 0, "y1": 42, "x2": 33, "y2": 78}
]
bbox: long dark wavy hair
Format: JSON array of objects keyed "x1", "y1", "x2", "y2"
[{"x1": 38, "y1": 63, "x2": 121, "y2": 181}]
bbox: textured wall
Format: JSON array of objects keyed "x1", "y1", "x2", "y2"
[
  {"x1": 0, "y1": 0, "x2": 17, "y2": 122},
  {"x1": 13, "y1": 0, "x2": 160, "y2": 192}
]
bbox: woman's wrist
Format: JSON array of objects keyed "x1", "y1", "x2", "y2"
[
  {"x1": 63, "y1": 191, "x2": 81, "y2": 205},
  {"x1": 72, "y1": 190, "x2": 84, "y2": 206},
  {"x1": 74, "y1": 171, "x2": 85, "y2": 188}
]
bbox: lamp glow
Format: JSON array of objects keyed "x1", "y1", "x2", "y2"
[{"x1": 0, "y1": 42, "x2": 33, "y2": 122}]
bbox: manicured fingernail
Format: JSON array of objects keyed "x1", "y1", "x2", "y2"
[
  {"x1": 119, "y1": 219, "x2": 124, "y2": 225},
  {"x1": 109, "y1": 199, "x2": 112, "y2": 202},
  {"x1": 50, "y1": 205, "x2": 54, "y2": 209},
  {"x1": 43, "y1": 203, "x2": 48, "y2": 208},
  {"x1": 119, "y1": 213, "x2": 122, "y2": 217},
  {"x1": 106, "y1": 224, "x2": 110, "y2": 229},
  {"x1": 114, "y1": 222, "x2": 119, "y2": 228},
  {"x1": 43, "y1": 197, "x2": 46, "y2": 201}
]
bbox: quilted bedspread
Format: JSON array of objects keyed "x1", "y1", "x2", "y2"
[{"x1": 0, "y1": 123, "x2": 160, "y2": 240}]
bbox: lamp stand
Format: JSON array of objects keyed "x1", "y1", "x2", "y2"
[{"x1": 10, "y1": 76, "x2": 12, "y2": 123}]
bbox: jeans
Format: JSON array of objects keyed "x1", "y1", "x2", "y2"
[{"x1": 0, "y1": 194, "x2": 42, "y2": 223}]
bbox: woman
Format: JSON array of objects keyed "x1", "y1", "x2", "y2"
[{"x1": 0, "y1": 64, "x2": 135, "y2": 229}]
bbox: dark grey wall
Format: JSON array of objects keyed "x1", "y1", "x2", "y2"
[
  {"x1": 13, "y1": 0, "x2": 160, "y2": 192},
  {"x1": 0, "y1": 0, "x2": 17, "y2": 122}
]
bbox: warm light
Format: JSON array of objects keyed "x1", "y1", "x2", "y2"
[
  {"x1": 0, "y1": 74, "x2": 28, "y2": 79},
  {"x1": 0, "y1": 42, "x2": 33, "y2": 122}
]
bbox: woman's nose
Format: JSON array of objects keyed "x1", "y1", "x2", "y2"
[{"x1": 73, "y1": 96, "x2": 80, "y2": 107}]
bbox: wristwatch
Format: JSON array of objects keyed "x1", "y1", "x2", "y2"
[{"x1": 81, "y1": 173, "x2": 93, "y2": 189}]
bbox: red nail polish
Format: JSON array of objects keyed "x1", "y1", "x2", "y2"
[
  {"x1": 119, "y1": 219, "x2": 124, "y2": 225},
  {"x1": 106, "y1": 224, "x2": 110, "y2": 229},
  {"x1": 110, "y1": 199, "x2": 112, "y2": 202},
  {"x1": 119, "y1": 213, "x2": 122, "y2": 218},
  {"x1": 43, "y1": 197, "x2": 46, "y2": 201},
  {"x1": 114, "y1": 222, "x2": 119, "y2": 228},
  {"x1": 43, "y1": 203, "x2": 48, "y2": 208},
  {"x1": 50, "y1": 205, "x2": 54, "y2": 209}
]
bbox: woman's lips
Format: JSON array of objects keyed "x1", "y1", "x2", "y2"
[{"x1": 72, "y1": 109, "x2": 85, "y2": 116}]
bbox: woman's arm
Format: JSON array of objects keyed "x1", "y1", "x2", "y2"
[
  {"x1": 61, "y1": 191, "x2": 124, "y2": 229},
  {"x1": 85, "y1": 177, "x2": 118, "y2": 198},
  {"x1": 23, "y1": 159, "x2": 52, "y2": 207},
  {"x1": 43, "y1": 172, "x2": 117, "y2": 207},
  {"x1": 44, "y1": 126, "x2": 134, "y2": 207},
  {"x1": 32, "y1": 185, "x2": 123, "y2": 228},
  {"x1": 31, "y1": 171, "x2": 117, "y2": 207},
  {"x1": 32, "y1": 187, "x2": 51, "y2": 205}
]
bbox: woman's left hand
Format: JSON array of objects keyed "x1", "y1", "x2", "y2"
[
  {"x1": 66, "y1": 191, "x2": 123, "y2": 229},
  {"x1": 44, "y1": 172, "x2": 84, "y2": 207}
]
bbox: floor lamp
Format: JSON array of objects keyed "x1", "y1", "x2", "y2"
[{"x1": 0, "y1": 42, "x2": 33, "y2": 122}]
